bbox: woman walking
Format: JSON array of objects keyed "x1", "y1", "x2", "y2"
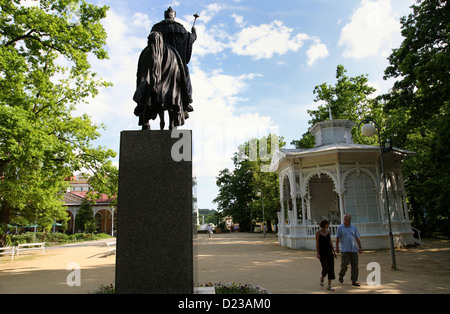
[{"x1": 316, "y1": 219, "x2": 337, "y2": 291}]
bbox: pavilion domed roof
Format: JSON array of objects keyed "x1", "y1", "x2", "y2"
[
  {"x1": 269, "y1": 119, "x2": 415, "y2": 172},
  {"x1": 308, "y1": 119, "x2": 356, "y2": 147}
]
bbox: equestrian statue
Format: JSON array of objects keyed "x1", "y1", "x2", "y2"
[{"x1": 133, "y1": 7, "x2": 197, "y2": 130}]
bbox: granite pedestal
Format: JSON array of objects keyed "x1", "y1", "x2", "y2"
[{"x1": 115, "y1": 130, "x2": 193, "y2": 294}]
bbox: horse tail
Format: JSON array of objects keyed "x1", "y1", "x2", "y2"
[{"x1": 148, "y1": 31, "x2": 163, "y2": 98}]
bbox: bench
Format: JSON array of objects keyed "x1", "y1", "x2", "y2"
[
  {"x1": 16, "y1": 242, "x2": 45, "y2": 256},
  {"x1": 0, "y1": 246, "x2": 15, "y2": 261},
  {"x1": 106, "y1": 241, "x2": 116, "y2": 255}
]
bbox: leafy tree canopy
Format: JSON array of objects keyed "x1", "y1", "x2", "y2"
[
  {"x1": 383, "y1": 0, "x2": 449, "y2": 236},
  {"x1": 214, "y1": 134, "x2": 285, "y2": 231},
  {"x1": 291, "y1": 65, "x2": 383, "y2": 149},
  {"x1": 0, "y1": 0, "x2": 115, "y2": 236}
]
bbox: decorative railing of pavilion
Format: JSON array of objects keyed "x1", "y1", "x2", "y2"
[{"x1": 277, "y1": 212, "x2": 413, "y2": 238}]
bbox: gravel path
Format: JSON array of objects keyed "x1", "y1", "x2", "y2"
[{"x1": 1, "y1": 233, "x2": 449, "y2": 294}]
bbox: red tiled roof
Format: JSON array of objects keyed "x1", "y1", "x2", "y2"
[{"x1": 68, "y1": 191, "x2": 116, "y2": 204}]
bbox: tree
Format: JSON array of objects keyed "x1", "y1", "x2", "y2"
[
  {"x1": 198, "y1": 209, "x2": 217, "y2": 225},
  {"x1": 383, "y1": 0, "x2": 449, "y2": 236},
  {"x1": 0, "y1": 0, "x2": 115, "y2": 241},
  {"x1": 86, "y1": 161, "x2": 119, "y2": 206},
  {"x1": 291, "y1": 65, "x2": 383, "y2": 149},
  {"x1": 214, "y1": 166, "x2": 254, "y2": 232},
  {"x1": 75, "y1": 199, "x2": 95, "y2": 232},
  {"x1": 214, "y1": 134, "x2": 285, "y2": 231},
  {"x1": 384, "y1": 0, "x2": 449, "y2": 127}
]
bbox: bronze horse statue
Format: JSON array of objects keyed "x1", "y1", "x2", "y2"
[{"x1": 133, "y1": 31, "x2": 191, "y2": 130}]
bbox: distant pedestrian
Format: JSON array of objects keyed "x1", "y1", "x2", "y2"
[
  {"x1": 207, "y1": 225, "x2": 213, "y2": 238},
  {"x1": 316, "y1": 219, "x2": 337, "y2": 291},
  {"x1": 336, "y1": 213, "x2": 362, "y2": 286}
]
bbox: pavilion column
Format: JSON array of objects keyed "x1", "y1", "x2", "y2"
[
  {"x1": 378, "y1": 191, "x2": 386, "y2": 222},
  {"x1": 398, "y1": 169, "x2": 410, "y2": 221},
  {"x1": 307, "y1": 196, "x2": 312, "y2": 223},
  {"x1": 291, "y1": 192, "x2": 298, "y2": 226},
  {"x1": 338, "y1": 192, "x2": 345, "y2": 223},
  {"x1": 280, "y1": 195, "x2": 285, "y2": 225},
  {"x1": 375, "y1": 163, "x2": 387, "y2": 223},
  {"x1": 301, "y1": 195, "x2": 306, "y2": 225},
  {"x1": 72, "y1": 209, "x2": 77, "y2": 234},
  {"x1": 395, "y1": 191, "x2": 404, "y2": 222},
  {"x1": 72, "y1": 213, "x2": 75, "y2": 234},
  {"x1": 111, "y1": 207, "x2": 115, "y2": 236},
  {"x1": 336, "y1": 163, "x2": 344, "y2": 223},
  {"x1": 278, "y1": 173, "x2": 285, "y2": 233}
]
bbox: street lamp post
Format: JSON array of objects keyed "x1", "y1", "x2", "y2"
[
  {"x1": 256, "y1": 190, "x2": 266, "y2": 238},
  {"x1": 358, "y1": 119, "x2": 397, "y2": 269}
]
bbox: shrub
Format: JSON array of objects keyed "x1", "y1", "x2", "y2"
[
  {"x1": 90, "y1": 284, "x2": 115, "y2": 294},
  {"x1": 13, "y1": 232, "x2": 36, "y2": 245},
  {"x1": 84, "y1": 222, "x2": 97, "y2": 234},
  {"x1": 8, "y1": 232, "x2": 112, "y2": 247},
  {"x1": 198, "y1": 282, "x2": 271, "y2": 294}
]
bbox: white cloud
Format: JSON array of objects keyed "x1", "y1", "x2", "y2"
[
  {"x1": 76, "y1": 9, "x2": 146, "y2": 125},
  {"x1": 193, "y1": 23, "x2": 229, "y2": 57},
  {"x1": 132, "y1": 12, "x2": 152, "y2": 30},
  {"x1": 338, "y1": 0, "x2": 400, "y2": 59},
  {"x1": 185, "y1": 63, "x2": 275, "y2": 178},
  {"x1": 306, "y1": 40, "x2": 329, "y2": 66},
  {"x1": 177, "y1": 5, "x2": 229, "y2": 58},
  {"x1": 367, "y1": 80, "x2": 381, "y2": 98},
  {"x1": 197, "y1": 3, "x2": 224, "y2": 24},
  {"x1": 230, "y1": 20, "x2": 310, "y2": 60},
  {"x1": 164, "y1": 1, "x2": 180, "y2": 8},
  {"x1": 231, "y1": 13, "x2": 247, "y2": 28},
  {"x1": 180, "y1": 8, "x2": 327, "y2": 67}
]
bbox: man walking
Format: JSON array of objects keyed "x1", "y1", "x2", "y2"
[{"x1": 336, "y1": 214, "x2": 362, "y2": 286}]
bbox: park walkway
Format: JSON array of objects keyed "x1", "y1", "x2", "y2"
[
  {"x1": 0, "y1": 233, "x2": 449, "y2": 293},
  {"x1": 197, "y1": 233, "x2": 450, "y2": 293}
]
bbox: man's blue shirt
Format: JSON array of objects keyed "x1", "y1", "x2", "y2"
[{"x1": 336, "y1": 224, "x2": 360, "y2": 252}]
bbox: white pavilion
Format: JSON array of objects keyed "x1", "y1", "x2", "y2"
[{"x1": 269, "y1": 119, "x2": 416, "y2": 250}]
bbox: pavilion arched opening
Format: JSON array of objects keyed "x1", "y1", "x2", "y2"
[{"x1": 308, "y1": 174, "x2": 340, "y2": 225}]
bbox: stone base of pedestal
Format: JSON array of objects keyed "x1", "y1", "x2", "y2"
[{"x1": 115, "y1": 130, "x2": 193, "y2": 294}]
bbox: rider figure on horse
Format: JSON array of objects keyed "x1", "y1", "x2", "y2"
[
  {"x1": 149, "y1": 7, "x2": 196, "y2": 113},
  {"x1": 134, "y1": 7, "x2": 196, "y2": 130}
]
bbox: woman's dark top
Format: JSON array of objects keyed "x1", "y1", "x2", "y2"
[{"x1": 318, "y1": 232, "x2": 332, "y2": 254}]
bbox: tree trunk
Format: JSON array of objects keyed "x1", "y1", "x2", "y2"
[
  {"x1": 0, "y1": 205, "x2": 11, "y2": 247},
  {"x1": 0, "y1": 205, "x2": 11, "y2": 225}
]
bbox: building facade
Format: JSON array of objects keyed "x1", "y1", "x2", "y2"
[
  {"x1": 269, "y1": 119, "x2": 416, "y2": 250},
  {"x1": 64, "y1": 175, "x2": 116, "y2": 235}
]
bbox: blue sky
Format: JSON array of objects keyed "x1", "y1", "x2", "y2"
[{"x1": 79, "y1": 0, "x2": 413, "y2": 210}]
